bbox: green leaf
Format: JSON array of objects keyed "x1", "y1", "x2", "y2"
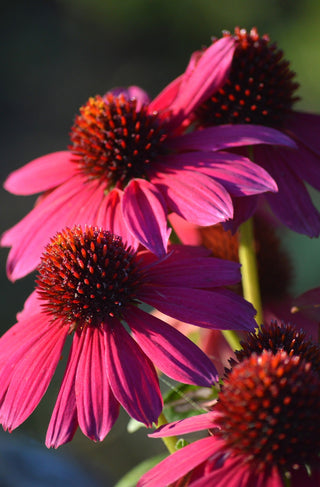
[{"x1": 114, "y1": 453, "x2": 168, "y2": 487}]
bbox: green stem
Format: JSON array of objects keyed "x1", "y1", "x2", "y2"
[
  {"x1": 238, "y1": 218, "x2": 263, "y2": 328},
  {"x1": 157, "y1": 411, "x2": 178, "y2": 454},
  {"x1": 221, "y1": 329, "x2": 241, "y2": 351}
]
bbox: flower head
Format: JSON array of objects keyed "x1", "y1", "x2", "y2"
[
  {"x1": 2, "y1": 36, "x2": 294, "y2": 281},
  {"x1": 0, "y1": 225, "x2": 256, "y2": 448},
  {"x1": 187, "y1": 27, "x2": 320, "y2": 236},
  {"x1": 140, "y1": 345, "x2": 320, "y2": 487}
]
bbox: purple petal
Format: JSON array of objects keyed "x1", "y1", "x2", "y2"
[
  {"x1": 168, "y1": 124, "x2": 296, "y2": 152},
  {"x1": 2, "y1": 176, "x2": 107, "y2": 280},
  {"x1": 137, "y1": 436, "x2": 220, "y2": 487},
  {"x1": 149, "y1": 410, "x2": 219, "y2": 438},
  {"x1": 104, "y1": 321, "x2": 162, "y2": 427},
  {"x1": 222, "y1": 195, "x2": 258, "y2": 233},
  {"x1": 169, "y1": 37, "x2": 236, "y2": 122},
  {"x1": 45, "y1": 333, "x2": 82, "y2": 448},
  {"x1": 122, "y1": 179, "x2": 170, "y2": 257},
  {"x1": 75, "y1": 326, "x2": 119, "y2": 441},
  {"x1": 254, "y1": 146, "x2": 320, "y2": 237},
  {"x1": 156, "y1": 151, "x2": 277, "y2": 196},
  {"x1": 139, "y1": 286, "x2": 256, "y2": 331},
  {"x1": 281, "y1": 140, "x2": 320, "y2": 192},
  {"x1": 4, "y1": 151, "x2": 76, "y2": 195},
  {"x1": 286, "y1": 110, "x2": 320, "y2": 157},
  {"x1": 153, "y1": 170, "x2": 233, "y2": 225},
  {"x1": 1, "y1": 323, "x2": 67, "y2": 431},
  {"x1": 145, "y1": 252, "x2": 241, "y2": 288},
  {"x1": 126, "y1": 307, "x2": 218, "y2": 386},
  {"x1": 109, "y1": 86, "x2": 151, "y2": 111}
]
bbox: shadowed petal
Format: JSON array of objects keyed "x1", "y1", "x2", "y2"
[
  {"x1": 286, "y1": 111, "x2": 320, "y2": 157},
  {"x1": 104, "y1": 322, "x2": 162, "y2": 427},
  {"x1": 154, "y1": 170, "x2": 233, "y2": 225},
  {"x1": 122, "y1": 179, "x2": 170, "y2": 257},
  {"x1": 45, "y1": 333, "x2": 82, "y2": 448},
  {"x1": 126, "y1": 307, "x2": 218, "y2": 386},
  {"x1": 3, "y1": 152, "x2": 77, "y2": 195},
  {"x1": 138, "y1": 436, "x2": 219, "y2": 487},
  {"x1": 145, "y1": 253, "x2": 241, "y2": 288},
  {"x1": 168, "y1": 124, "x2": 296, "y2": 152},
  {"x1": 76, "y1": 326, "x2": 119, "y2": 442},
  {"x1": 139, "y1": 287, "x2": 256, "y2": 331},
  {"x1": 1, "y1": 323, "x2": 68, "y2": 431}
]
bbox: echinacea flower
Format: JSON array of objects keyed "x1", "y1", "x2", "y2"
[
  {"x1": 2, "y1": 35, "x2": 294, "y2": 281},
  {"x1": 0, "y1": 225, "x2": 256, "y2": 448},
  {"x1": 185, "y1": 27, "x2": 320, "y2": 237},
  {"x1": 139, "y1": 339, "x2": 320, "y2": 486}
]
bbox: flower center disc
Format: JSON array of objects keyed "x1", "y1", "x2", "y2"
[
  {"x1": 196, "y1": 27, "x2": 300, "y2": 128},
  {"x1": 217, "y1": 350, "x2": 320, "y2": 472},
  {"x1": 36, "y1": 226, "x2": 142, "y2": 329},
  {"x1": 70, "y1": 93, "x2": 168, "y2": 189}
]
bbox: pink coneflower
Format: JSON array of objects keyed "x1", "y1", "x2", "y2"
[
  {"x1": 187, "y1": 27, "x2": 320, "y2": 237},
  {"x1": 0, "y1": 225, "x2": 256, "y2": 448},
  {"x1": 139, "y1": 341, "x2": 320, "y2": 486},
  {"x1": 2, "y1": 35, "x2": 294, "y2": 281}
]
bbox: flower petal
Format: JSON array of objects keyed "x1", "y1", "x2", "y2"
[
  {"x1": 149, "y1": 410, "x2": 220, "y2": 438},
  {"x1": 126, "y1": 307, "x2": 218, "y2": 386},
  {"x1": 122, "y1": 179, "x2": 170, "y2": 257},
  {"x1": 4, "y1": 152, "x2": 77, "y2": 195},
  {"x1": 104, "y1": 321, "x2": 162, "y2": 427},
  {"x1": 139, "y1": 286, "x2": 256, "y2": 331},
  {"x1": 169, "y1": 37, "x2": 236, "y2": 122},
  {"x1": 75, "y1": 326, "x2": 119, "y2": 442},
  {"x1": 157, "y1": 151, "x2": 277, "y2": 196},
  {"x1": 145, "y1": 251, "x2": 241, "y2": 288},
  {"x1": 168, "y1": 124, "x2": 296, "y2": 152},
  {"x1": 286, "y1": 111, "x2": 320, "y2": 157},
  {"x1": 254, "y1": 146, "x2": 320, "y2": 237},
  {"x1": 45, "y1": 333, "x2": 82, "y2": 448},
  {"x1": 1, "y1": 323, "x2": 67, "y2": 431},
  {"x1": 2, "y1": 176, "x2": 107, "y2": 280},
  {"x1": 148, "y1": 75, "x2": 183, "y2": 113},
  {"x1": 153, "y1": 170, "x2": 233, "y2": 225},
  {"x1": 137, "y1": 436, "x2": 220, "y2": 487},
  {"x1": 109, "y1": 86, "x2": 151, "y2": 111}
]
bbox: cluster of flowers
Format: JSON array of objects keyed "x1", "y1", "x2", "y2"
[{"x1": 1, "y1": 27, "x2": 320, "y2": 486}]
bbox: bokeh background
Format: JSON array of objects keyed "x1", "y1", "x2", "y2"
[{"x1": 1, "y1": 0, "x2": 320, "y2": 485}]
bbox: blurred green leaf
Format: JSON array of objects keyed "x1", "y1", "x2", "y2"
[{"x1": 114, "y1": 453, "x2": 168, "y2": 487}]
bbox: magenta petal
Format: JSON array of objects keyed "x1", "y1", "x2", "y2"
[
  {"x1": 149, "y1": 411, "x2": 219, "y2": 438},
  {"x1": 3, "y1": 151, "x2": 76, "y2": 195},
  {"x1": 104, "y1": 321, "x2": 162, "y2": 427},
  {"x1": 45, "y1": 333, "x2": 82, "y2": 448},
  {"x1": 138, "y1": 436, "x2": 219, "y2": 487},
  {"x1": 2, "y1": 176, "x2": 106, "y2": 280},
  {"x1": 170, "y1": 37, "x2": 236, "y2": 122},
  {"x1": 158, "y1": 151, "x2": 277, "y2": 196},
  {"x1": 154, "y1": 170, "x2": 233, "y2": 225},
  {"x1": 122, "y1": 179, "x2": 170, "y2": 256},
  {"x1": 148, "y1": 75, "x2": 183, "y2": 113},
  {"x1": 1, "y1": 324, "x2": 67, "y2": 431},
  {"x1": 101, "y1": 189, "x2": 138, "y2": 250},
  {"x1": 109, "y1": 86, "x2": 151, "y2": 111},
  {"x1": 168, "y1": 124, "x2": 296, "y2": 152},
  {"x1": 145, "y1": 252, "x2": 241, "y2": 288},
  {"x1": 75, "y1": 326, "x2": 119, "y2": 442},
  {"x1": 139, "y1": 287, "x2": 256, "y2": 331},
  {"x1": 126, "y1": 307, "x2": 218, "y2": 386}
]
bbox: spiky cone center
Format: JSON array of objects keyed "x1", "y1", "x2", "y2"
[
  {"x1": 196, "y1": 27, "x2": 300, "y2": 128},
  {"x1": 69, "y1": 93, "x2": 168, "y2": 190},
  {"x1": 36, "y1": 226, "x2": 143, "y2": 330},
  {"x1": 216, "y1": 350, "x2": 320, "y2": 473},
  {"x1": 229, "y1": 322, "x2": 320, "y2": 376}
]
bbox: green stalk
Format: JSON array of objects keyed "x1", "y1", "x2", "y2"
[
  {"x1": 238, "y1": 218, "x2": 263, "y2": 328},
  {"x1": 157, "y1": 411, "x2": 178, "y2": 454},
  {"x1": 221, "y1": 329, "x2": 241, "y2": 351}
]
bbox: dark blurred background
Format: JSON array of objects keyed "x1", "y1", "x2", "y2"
[{"x1": 1, "y1": 0, "x2": 320, "y2": 485}]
